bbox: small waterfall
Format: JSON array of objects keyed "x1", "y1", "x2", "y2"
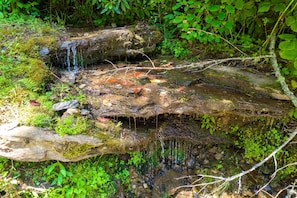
[{"x1": 60, "y1": 40, "x2": 85, "y2": 71}]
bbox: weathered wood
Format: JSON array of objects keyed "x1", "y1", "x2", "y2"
[
  {"x1": 0, "y1": 126, "x2": 103, "y2": 162},
  {"x1": 51, "y1": 26, "x2": 162, "y2": 70}
]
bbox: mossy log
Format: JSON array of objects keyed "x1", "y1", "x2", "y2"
[{"x1": 49, "y1": 25, "x2": 162, "y2": 70}]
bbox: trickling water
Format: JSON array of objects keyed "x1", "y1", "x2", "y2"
[
  {"x1": 71, "y1": 44, "x2": 78, "y2": 71},
  {"x1": 156, "y1": 129, "x2": 165, "y2": 168},
  {"x1": 61, "y1": 40, "x2": 84, "y2": 71}
]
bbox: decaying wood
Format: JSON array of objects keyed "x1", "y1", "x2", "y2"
[{"x1": 52, "y1": 25, "x2": 162, "y2": 69}]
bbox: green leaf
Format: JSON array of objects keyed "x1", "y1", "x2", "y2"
[
  {"x1": 286, "y1": 16, "x2": 297, "y2": 32},
  {"x1": 173, "y1": 3, "x2": 182, "y2": 10},
  {"x1": 164, "y1": 14, "x2": 174, "y2": 20},
  {"x1": 100, "y1": 7, "x2": 109, "y2": 14},
  {"x1": 173, "y1": 16, "x2": 184, "y2": 24},
  {"x1": 60, "y1": 165, "x2": 67, "y2": 177},
  {"x1": 221, "y1": 0, "x2": 233, "y2": 4},
  {"x1": 57, "y1": 174, "x2": 63, "y2": 186},
  {"x1": 225, "y1": 5, "x2": 235, "y2": 13},
  {"x1": 279, "y1": 34, "x2": 296, "y2": 41},
  {"x1": 291, "y1": 80, "x2": 297, "y2": 90},
  {"x1": 279, "y1": 40, "x2": 297, "y2": 51},
  {"x1": 218, "y1": 12, "x2": 226, "y2": 20},
  {"x1": 279, "y1": 49, "x2": 297, "y2": 60},
  {"x1": 45, "y1": 164, "x2": 56, "y2": 175},
  {"x1": 286, "y1": 16, "x2": 295, "y2": 26},
  {"x1": 208, "y1": 5, "x2": 220, "y2": 12},
  {"x1": 258, "y1": 2, "x2": 271, "y2": 12},
  {"x1": 205, "y1": 15, "x2": 213, "y2": 24},
  {"x1": 16, "y1": 2, "x2": 24, "y2": 8},
  {"x1": 244, "y1": 1, "x2": 255, "y2": 9},
  {"x1": 272, "y1": 2, "x2": 286, "y2": 12},
  {"x1": 225, "y1": 21, "x2": 233, "y2": 30},
  {"x1": 235, "y1": 0, "x2": 244, "y2": 9},
  {"x1": 212, "y1": 20, "x2": 221, "y2": 28},
  {"x1": 187, "y1": 14, "x2": 195, "y2": 21}
]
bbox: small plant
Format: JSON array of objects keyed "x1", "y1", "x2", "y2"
[
  {"x1": 29, "y1": 113, "x2": 52, "y2": 128},
  {"x1": 201, "y1": 114, "x2": 216, "y2": 134},
  {"x1": 159, "y1": 38, "x2": 191, "y2": 58},
  {"x1": 128, "y1": 151, "x2": 146, "y2": 171},
  {"x1": 44, "y1": 161, "x2": 72, "y2": 186},
  {"x1": 55, "y1": 115, "x2": 87, "y2": 137}
]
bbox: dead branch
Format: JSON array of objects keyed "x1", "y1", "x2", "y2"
[
  {"x1": 93, "y1": 55, "x2": 273, "y2": 76},
  {"x1": 269, "y1": 34, "x2": 297, "y2": 107},
  {"x1": 172, "y1": 129, "x2": 297, "y2": 195}
]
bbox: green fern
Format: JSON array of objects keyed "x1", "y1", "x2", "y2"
[{"x1": 17, "y1": 78, "x2": 37, "y2": 91}]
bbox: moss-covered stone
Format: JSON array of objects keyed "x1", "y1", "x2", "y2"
[{"x1": 55, "y1": 141, "x2": 94, "y2": 159}]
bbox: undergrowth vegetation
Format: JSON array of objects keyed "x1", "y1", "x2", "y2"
[{"x1": 0, "y1": 154, "x2": 145, "y2": 197}]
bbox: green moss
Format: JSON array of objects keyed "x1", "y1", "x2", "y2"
[{"x1": 55, "y1": 142, "x2": 94, "y2": 159}]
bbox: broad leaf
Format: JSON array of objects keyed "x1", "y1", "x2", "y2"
[
  {"x1": 235, "y1": 0, "x2": 244, "y2": 9},
  {"x1": 208, "y1": 5, "x2": 220, "y2": 12},
  {"x1": 258, "y1": 2, "x2": 271, "y2": 12},
  {"x1": 226, "y1": 5, "x2": 235, "y2": 13},
  {"x1": 286, "y1": 16, "x2": 295, "y2": 26},
  {"x1": 205, "y1": 15, "x2": 213, "y2": 24},
  {"x1": 279, "y1": 49, "x2": 297, "y2": 60},
  {"x1": 286, "y1": 16, "x2": 297, "y2": 32},
  {"x1": 279, "y1": 34, "x2": 296, "y2": 41},
  {"x1": 225, "y1": 21, "x2": 233, "y2": 30},
  {"x1": 218, "y1": 12, "x2": 226, "y2": 20},
  {"x1": 279, "y1": 40, "x2": 297, "y2": 51}
]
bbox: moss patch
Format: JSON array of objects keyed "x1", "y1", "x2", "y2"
[{"x1": 55, "y1": 141, "x2": 94, "y2": 159}]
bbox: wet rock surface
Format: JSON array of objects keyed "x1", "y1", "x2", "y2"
[
  {"x1": 78, "y1": 63, "x2": 291, "y2": 119},
  {"x1": 0, "y1": 59, "x2": 293, "y2": 163}
]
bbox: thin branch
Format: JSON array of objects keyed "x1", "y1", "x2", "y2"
[
  {"x1": 255, "y1": 162, "x2": 297, "y2": 196},
  {"x1": 127, "y1": 49, "x2": 155, "y2": 68},
  {"x1": 269, "y1": 34, "x2": 297, "y2": 107},
  {"x1": 104, "y1": 59, "x2": 118, "y2": 69},
  {"x1": 93, "y1": 55, "x2": 273, "y2": 76}
]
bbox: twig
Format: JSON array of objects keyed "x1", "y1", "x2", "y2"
[
  {"x1": 104, "y1": 59, "x2": 118, "y2": 69},
  {"x1": 127, "y1": 49, "x2": 155, "y2": 68},
  {"x1": 255, "y1": 162, "x2": 297, "y2": 196},
  {"x1": 269, "y1": 34, "x2": 297, "y2": 107},
  {"x1": 93, "y1": 55, "x2": 273, "y2": 76}
]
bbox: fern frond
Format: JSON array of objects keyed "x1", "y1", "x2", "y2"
[{"x1": 17, "y1": 78, "x2": 37, "y2": 91}]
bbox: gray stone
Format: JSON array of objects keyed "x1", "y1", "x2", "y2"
[
  {"x1": 39, "y1": 47, "x2": 49, "y2": 57},
  {"x1": 52, "y1": 100, "x2": 79, "y2": 111},
  {"x1": 80, "y1": 109, "x2": 90, "y2": 115}
]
